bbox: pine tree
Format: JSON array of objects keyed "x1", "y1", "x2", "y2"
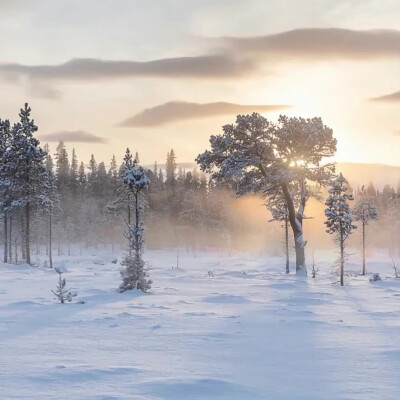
[
  {"x1": 109, "y1": 155, "x2": 118, "y2": 183},
  {"x1": 70, "y1": 148, "x2": 79, "y2": 198},
  {"x1": 42, "y1": 169, "x2": 61, "y2": 268},
  {"x1": 78, "y1": 161, "x2": 86, "y2": 187},
  {"x1": 166, "y1": 149, "x2": 177, "y2": 192},
  {"x1": 88, "y1": 154, "x2": 97, "y2": 190},
  {"x1": 119, "y1": 159, "x2": 152, "y2": 292},
  {"x1": 52, "y1": 267, "x2": 76, "y2": 303},
  {"x1": 2, "y1": 104, "x2": 48, "y2": 265},
  {"x1": 197, "y1": 113, "x2": 336, "y2": 273},
  {"x1": 0, "y1": 118, "x2": 12, "y2": 262},
  {"x1": 325, "y1": 173, "x2": 357, "y2": 286},
  {"x1": 352, "y1": 186, "x2": 378, "y2": 275},
  {"x1": 55, "y1": 141, "x2": 70, "y2": 188}
]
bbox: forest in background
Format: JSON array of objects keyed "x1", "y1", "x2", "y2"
[{"x1": 1, "y1": 104, "x2": 400, "y2": 270}]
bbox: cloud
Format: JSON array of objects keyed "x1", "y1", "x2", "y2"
[
  {"x1": 0, "y1": 55, "x2": 256, "y2": 82},
  {"x1": 119, "y1": 101, "x2": 292, "y2": 127},
  {"x1": 221, "y1": 28, "x2": 400, "y2": 60},
  {"x1": 369, "y1": 91, "x2": 400, "y2": 102},
  {"x1": 0, "y1": 27, "x2": 397, "y2": 92},
  {"x1": 39, "y1": 130, "x2": 106, "y2": 143}
]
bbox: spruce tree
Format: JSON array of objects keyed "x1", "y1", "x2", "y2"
[
  {"x1": 3, "y1": 104, "x2": 48, "y2": 265},
  {"x1": 325, "y1": 173, "x2": 357, "y2": 285}
]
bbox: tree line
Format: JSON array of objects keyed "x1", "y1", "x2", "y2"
[
  {"x1": 0, "y1": 104, "x2": 234, "y2": 268},
  {"x1": 1, "y1": 105, "x2": 399, "y2": 284}
]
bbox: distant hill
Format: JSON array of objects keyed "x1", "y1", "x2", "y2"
[{"x1": 147, "y1": 162, "x2": 400, "y2": 189}]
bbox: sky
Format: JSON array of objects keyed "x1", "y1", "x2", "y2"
[{"x1": 0, "y1": 0, "x2": 399, "y2": 167}]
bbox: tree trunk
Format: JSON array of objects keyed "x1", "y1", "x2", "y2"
[
  {"x1": 134, "y1": 191, "x2": 140, "y2": 252},
  {"x1": 49, "y1": 212, "x2": 53, "y2": 268},
  {"x1": 281, "y1": 182, "x2": 306, "y2": 274},
  {"x1": 25, "y1": 202, "x2": 31, "y2": 265},
  {"x1": 15, "y1": 236, "x2": 18, "y2": 263},
  {"x1": 285, "y1": 216, "x2": 289, "y2": 274},
  {"x1": 3, "y1": 213, "x2": 8, "y2": 263},
  {"x1": 340, "y1": 227, "x2": 344, "y2": 286},
  {"x1": 8, "y1": 216, "x2": 12, "y2": 262},
  {"x1": 127, "y1": 201, "x2": 132, "y2": 256},
  {"x1": 21, "y1": 214, "x2": 26, "y2": 260},
  {"x1": 362, "y1": 222, "x2": 366, "y2": 275},
  {"x1": 295, "y1": 244, "x2": 305, "y2": 271}
]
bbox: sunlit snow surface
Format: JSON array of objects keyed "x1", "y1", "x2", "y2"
[{"x1": 0, "y1": 249, "x2": 399, "y2": 400}]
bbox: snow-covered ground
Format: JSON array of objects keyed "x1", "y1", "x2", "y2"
[{"x1": 0, "y1": 249, "x2": 399, "y2": 400}]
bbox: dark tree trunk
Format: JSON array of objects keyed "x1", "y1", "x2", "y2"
[
  {"x1": 362, "y1": 222, "x2": 366, "y2": 275},
  {"x1": 8, "y1": 216, "x2": 12, "y2": 262},
  {"x1": 285, "y1": 216, "x2": 289, "y2": 274},
  {"x1": 127, "y1": 200, "x2": 132, "y2": 256},
  {"x1": 15, "y1": 236, "x2": 18, "y2": 263},
  {"x1": 340, "y1": 226, "x2": 344, "y2": 286},
  {"x1": 25, "y1": 202, "x2": 31, "y2": 265},
  {"x1": 4, "y1": 213, "x2": 8, "y2": 263},
  {"x1": 49, "y1": 212, "x2": 53, "y2": 268},
  {"x1": 21, "y1": 214, "x2": 26, "y2": 260}
]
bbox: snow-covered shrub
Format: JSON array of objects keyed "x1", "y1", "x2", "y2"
[{"x1": 369, "y1": 273, "x2": 381, "y2": 282}]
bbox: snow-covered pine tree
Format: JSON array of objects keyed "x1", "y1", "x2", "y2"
[
  {"x1": 70, "y1": 148, "x2": 79, "y2": 199},
  {"x1": 352, "y1": 186, "x2": 378, "y2": 275},
  {"x1": 325, "y1": 173, "x2": 357, "y2": 286},
  {"x1": 197, "y1": 113, "x2": 336, "y2": 274},
  {"x1": 41, "y1": 168, "x2": 61, "y2": 268},
  {"x1": 166, "y1": 149, "x2": 177, "y2": 192},
  {"x1": 52, "y1": 267, "x2": 76, "y2": 303},
  {"x1": 88, "y1": 154, "x2": 97, "y2": 188},
  {"x1": 55, "y1": 141, "x2": 70, "y2": 189},
  {"x1": 2, "y1": 104, "x2": 48, "y2": 265},
  {"x1": 119, "y1": 156, "x2": 152, "y2": 292},
  {"x1": 0, "y1": 118, "x2": 12, "y2": 263}
]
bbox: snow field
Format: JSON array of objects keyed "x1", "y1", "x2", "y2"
[{"x1": 0, "y1": 249, "x2": 399, "y2": 400}]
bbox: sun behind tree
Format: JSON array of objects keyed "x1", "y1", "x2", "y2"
[{"x1": 197, "y1": 113, "x2": 337, "y2": 273}]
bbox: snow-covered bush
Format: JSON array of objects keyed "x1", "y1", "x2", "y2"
[{"x1": 369, "y1": 273, "x2": 381, "y2": 282}]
